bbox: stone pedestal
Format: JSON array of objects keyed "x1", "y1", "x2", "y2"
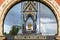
[
  {"x1": 0, "y1": 35, "x2": 5, "y2": 40},
  {"x1": 14, "y1": 34, "x2": 46, "y2": 40},
  {"x1": 56, "y1": 35, "x2": 60, "y2": 40}
]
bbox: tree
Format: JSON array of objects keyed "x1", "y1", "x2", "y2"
[
  {"x1": 3, "y1": 32, "x2": 7, "y2": 35},
  {"x1": 9, "y1": 25, "x2": 21, "y2": 35}
]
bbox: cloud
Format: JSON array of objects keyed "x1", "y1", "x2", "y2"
[
  {"x1": 41, "y1": 23, "x2": 57, "y2": 35},
  {"x1": 4, "y1": 24, "x2": 12, "y2": 33},
  {"x1": 40, "y1": 24, "x2": 46, "y2": 34},
  {"x1": 40, "y1": 18, "x2": 56, "y2": 23},
  {"x1": 40, "y1": 18, "x2": 57, "y2": 35}
]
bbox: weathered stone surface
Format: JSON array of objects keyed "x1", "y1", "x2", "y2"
[{"x1": 5, "y1": 35, "x2": 56, "y2": 40}]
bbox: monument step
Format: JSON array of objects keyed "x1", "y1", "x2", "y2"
[{"x1": 5, "y1": 35, "x2": 56, "y2": 40}]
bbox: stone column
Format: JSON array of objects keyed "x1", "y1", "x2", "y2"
[
  {"x1": 33, "y1": 21, "x2": 36, "y2": 33},
  {"x1": 56, "y1": 20, "x2": 60, "y2": 40},
  {"x1": 0, "y1": 21, "x2": 5, "y2": 40},
  {"x1": 23, "y1": 21, "x2": 26, "y2": 34}
]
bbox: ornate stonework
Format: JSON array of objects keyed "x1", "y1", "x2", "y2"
[
  {"x1": 0, "y1": 0, "x2": 60, "y2": 40},
  {"x1": 22, "y1": 1, "x2": 37, "y2": 34}
]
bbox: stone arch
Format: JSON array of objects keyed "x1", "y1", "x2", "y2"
[
  {"x1": 26, "y1": 14, "x2": 34, "y2": 22},
  {"x1": 0, "y1": 0, "x2": 60, "y2": 40}
]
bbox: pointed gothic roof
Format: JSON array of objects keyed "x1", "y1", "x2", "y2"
[{"x1": 23, "y1": 1, "x2": 37, "y2": 12}]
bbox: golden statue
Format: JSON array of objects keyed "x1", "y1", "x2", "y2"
[{"x1": 28, "y1": 22, "x2": 32, "y2": 30}]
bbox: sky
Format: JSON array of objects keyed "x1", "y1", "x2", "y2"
[{"x1": 4, "y1": 1, "x2": 57, "y2": 35}]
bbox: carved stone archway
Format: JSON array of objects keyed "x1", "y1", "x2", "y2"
[{"x1": 0, "y1": 0, "x2": 60, "y2": 40}]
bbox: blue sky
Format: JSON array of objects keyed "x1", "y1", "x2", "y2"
[{"x1": 4, "y1": 1, "x2": 57, "y2": 35}]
